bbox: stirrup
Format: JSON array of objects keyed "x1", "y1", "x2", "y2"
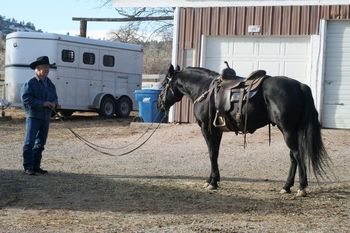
[{"x1": 213, "y1": 111, "x2": 226, "y2": 127}]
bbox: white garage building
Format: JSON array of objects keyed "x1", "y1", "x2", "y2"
[{"x1": 169, "y1": 1, "x2": 350, "y2": 129}]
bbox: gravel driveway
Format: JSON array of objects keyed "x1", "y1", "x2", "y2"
[{"x1": 0, "y1": 110, "x2": 349, "y2": 232}]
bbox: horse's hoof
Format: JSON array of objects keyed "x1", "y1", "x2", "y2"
[
  {"x1": 296, "y1": 189, "x2": 307, "y2": 197},
  {"x1": 280, "y1": 189, "x2": 291, "y2": 194},
  {"x1": 206, "y1": 184, "x2": 218, "y2": 190},
  {"x1": 203, "y1": 182, "x2": 210, "y2": 188}
]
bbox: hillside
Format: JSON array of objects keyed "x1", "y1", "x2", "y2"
[
  {"x1": 0, "y1": 15, "x2": 41, "y2": 81},
  {"x1": 0, "y1": 15, "x2": 42, "y2": 38},
  {"x1": 0, "y1": 15, "x2": 42, "y2": 97}
]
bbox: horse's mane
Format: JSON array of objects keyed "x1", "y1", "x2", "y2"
[{"x1": 184, "y1": 66, "x2": 219, "y2": 79}]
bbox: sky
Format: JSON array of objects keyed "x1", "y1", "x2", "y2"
[{"x1": 1, "y1": 0, "x2": 123, "y2": 39}]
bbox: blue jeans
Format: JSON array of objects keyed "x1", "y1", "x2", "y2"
[{"x1": 23, "y1": 117, "x2": 50, "y2": 170}]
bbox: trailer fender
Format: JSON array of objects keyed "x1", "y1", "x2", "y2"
[{"x1": 89, "y1": 93, "x2": 115, "y2": 110}]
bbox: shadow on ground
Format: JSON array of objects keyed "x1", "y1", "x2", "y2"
[{"x1": 1, "y1": 169, "x2": 295, "y2": 215}]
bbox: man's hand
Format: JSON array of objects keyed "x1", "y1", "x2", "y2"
[{"x1": 43, "y1": 101, "x2": 56, "y2": 109}]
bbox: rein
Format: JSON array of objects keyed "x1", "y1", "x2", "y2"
[{"x1": 52, "y1": 108, "x2": 167, "y2": 157}]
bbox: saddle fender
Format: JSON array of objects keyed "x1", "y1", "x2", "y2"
[{"x1": 213, "y1": 70, "x2": 267, "y2": 131}]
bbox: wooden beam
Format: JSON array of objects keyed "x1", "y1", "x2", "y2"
[{"x1": 72, "y1": 16, "x2": 174, "y2": 22}]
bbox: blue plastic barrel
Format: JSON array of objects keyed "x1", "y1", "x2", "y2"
[{"x1": 134, "y1": 89, "x2": 165, "y2": 123}]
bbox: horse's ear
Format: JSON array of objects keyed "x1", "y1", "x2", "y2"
[
  {"x1": 168, "y1": 64, "x2": 175, "y2": 76},
  {"x1": 176, "y1": 65, "x2": 181, "y2": 71}
]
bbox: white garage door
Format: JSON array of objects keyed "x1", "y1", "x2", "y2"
[
  {"x1": 322, "y1": 21, "x2": 350, "y2": 129},
  {"x1": 202, "y1": 36, "x2": 311, "y2": 85}
]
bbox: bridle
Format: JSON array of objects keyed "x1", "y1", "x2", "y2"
[{"x1": 159, "y1": 75, "x2": 175, "y2": 112}]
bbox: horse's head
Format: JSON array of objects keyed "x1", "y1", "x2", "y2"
[{"x1": 157, "y1": 64, "x2": 184, "y2": 112}]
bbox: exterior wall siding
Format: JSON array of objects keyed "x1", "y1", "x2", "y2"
[
  {"x1": 174, "y1": 5, "x2": 350, "y2": 123},
  {"x1": 0, "y1": 72, "x2": 4, "y2": 99}
]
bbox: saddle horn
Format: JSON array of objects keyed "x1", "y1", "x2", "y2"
[{"x1": 222, "y1": 61, "x2": 236, "y2": 79}]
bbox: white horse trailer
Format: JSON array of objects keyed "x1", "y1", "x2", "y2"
[{"x1": 3, "y1": 32, "x2": 143, "y2": 117}]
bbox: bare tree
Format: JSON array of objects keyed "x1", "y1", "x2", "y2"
[
  {"x1": 108, "y1": 23, "x2": 143, "y2": 43},
  {"x1": 99, "y1": 1, "x2": 174, "y2": 41},
  {"x1": 114, "y1": 7, "x2": 174, "y2": 40},
  {"x1": 142, "y1": 40, "x2": 172, "y2": 74},
  {"x1": 97, "y1": 1, "x2": 173, "y2": 73}
]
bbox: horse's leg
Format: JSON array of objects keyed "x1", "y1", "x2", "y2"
[
  {"x1": 281, "y1": 130, "x2": 308, "y2": 197},
  {"x1": 280, "y1": 151, "x2": 297, "y2": 194},
  {"x1": 200, "y1": 124, "x2": 223, "y2": 190},
  {"x1": 295, "y1": 150, "x2": 308, "y2": 197}
]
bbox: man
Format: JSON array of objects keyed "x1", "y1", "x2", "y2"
[{"x1": 21, "y1": 56, "x2": 58, "y2": 175}]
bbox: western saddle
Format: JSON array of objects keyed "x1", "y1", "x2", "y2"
[{"x1": 195, "y1": 62, "x2": 267, "y2": 134}]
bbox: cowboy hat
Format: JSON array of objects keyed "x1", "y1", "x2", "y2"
[{"x1": 29, "y1": 56, "x2": 55, "y2": 70}]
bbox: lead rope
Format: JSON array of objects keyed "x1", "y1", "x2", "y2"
[{"x1": 52, "y1": 108, "x2": 167, "y2": 157}]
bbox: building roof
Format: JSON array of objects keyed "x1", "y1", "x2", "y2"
[{"x1": 113, "y1": 0, "x2": 350, "y2": 7}]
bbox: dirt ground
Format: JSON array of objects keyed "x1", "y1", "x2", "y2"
[{"x1": 0, "y1": 109, "x2": 349, "y2": 233}]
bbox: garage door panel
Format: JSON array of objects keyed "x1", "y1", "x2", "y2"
[
  {"x1": 324, "y1": 87, "x2": 350, "y2": 97},
  {"x1": 206, "y1": 38, "x2": 230, "y2": 58},
  {"x1": 205, "y1": 58, "x2": 226, "y2": 72},
  {"x1": 325, "y1": 87, "x2": 350, "y2": 95},
  {"x1": 323, "y1": 105, "x2": 350, "y2": 128},
  {"x1": 327, "y1": 25, "x2": 350, "y2": 33},
  {"x1": 326, "y1": 37, "x2": 350, "y2": 43},
  {"x1": 258, "y1": 43, "x2": 282, "y2": 56},
  {"x1": 258, "y1": 61, "x2": 280, "y2": 76},
  {"x1": 325, "y1": 51, "x2": 350, "y2": 58},
  {"x1": 323, "y1": 110, "x2": 350, "y2": 121},
  {"x1": 323, "y1": 91, "x2": 350, "y2": 102},
  {"x1": 285, "y1": 41, "x2": 309, "y2": 56},
  {"x1": 204, "y1": 36, "x2": 310, "y2": 86},
  {"x1": 322, "y1": 21, "x2": 350, "y2": 129},
  {"x1": 233, "y1": 41, "x2": 255, "y2": 55},
  {"x1": 323, "y1": 96, "x2": 350, "y2": 104},
  {"x1": 325, "y1": 73, "x2": 350, "y2": 81},
  {"x1": 284, "y1": 61, "x2": 308, "y2": 81},
  {"x1": 232, "y1": 61, "x2": 256, "y2": 76},
  {"x1": 325, "y1": 60, "x2": 350, "y2": 66},
  {"x1": 323, "y1": 103, "x2": 350, "y2": 111}
]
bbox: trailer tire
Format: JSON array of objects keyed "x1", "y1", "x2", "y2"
[
  {"x1": 115, "y1": 97, "x2": 131, "y2": 118},
  {"x1": 99, "y1": 96, "x2": 115, "y2": 118},
  {"x1": 59, "y1": 110, "x2": 74, "y2": 118}
]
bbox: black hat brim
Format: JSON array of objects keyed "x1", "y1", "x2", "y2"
[{"x1": 29, "y1": 61, "x2": 55, "y2": 70}]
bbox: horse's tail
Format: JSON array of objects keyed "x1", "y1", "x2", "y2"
[{"x1": 298, "y1": 84, "x2": 330, "y2": 180}]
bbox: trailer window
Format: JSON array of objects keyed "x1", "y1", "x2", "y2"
[
  {"x1": 62, "y1": 50, "x2": 75, "y2": 63},
  {"x1": 83, "y1": 52, "x2": 95, "y2": 65},
  {"x1": 103, "y1": 55, "x2": 115, "y2": 67}
]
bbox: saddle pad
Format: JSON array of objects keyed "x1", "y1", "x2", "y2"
[{"x1": 231, "y1": 90, "x2": 258, "y2": 102}]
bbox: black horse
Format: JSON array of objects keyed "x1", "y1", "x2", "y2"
[{"x1": 158, "y1": 65, "x2": 330, "y2": 197}]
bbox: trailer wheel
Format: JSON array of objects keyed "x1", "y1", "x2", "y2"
[
  {"x1": 115, "y1": 97, "x2": 131, "y2": 118},
  {"x1": 59, "y1": 110, "x2": 74, "y2": 118},
  {"x1": 99, "y1": 96, "x2": 115, "y2": 117}
]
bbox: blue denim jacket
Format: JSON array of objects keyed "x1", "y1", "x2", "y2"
[{"x1": 21, "y1": 77, "x2": 58, "y2": 120}]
